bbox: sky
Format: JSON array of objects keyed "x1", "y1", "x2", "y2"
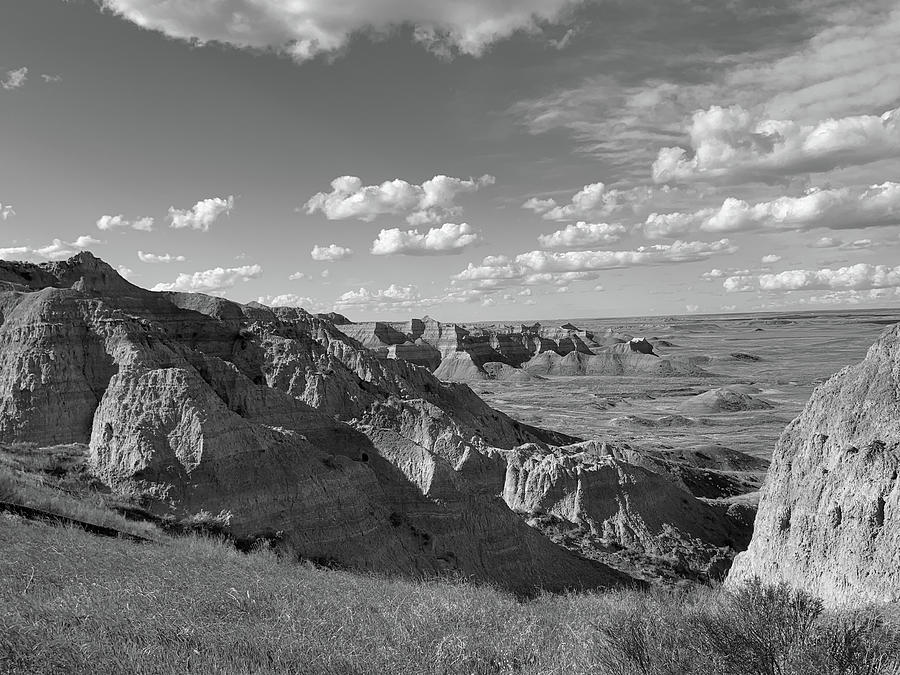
[{"x1": 1, "y1": 0, "x2": 899, "y2": 321}]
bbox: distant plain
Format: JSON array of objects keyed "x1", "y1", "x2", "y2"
[{"x1": 469, "y1": 308, "x2": 899, "y2": 461}]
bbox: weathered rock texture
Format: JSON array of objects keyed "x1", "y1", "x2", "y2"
[
  {"x1": 0, "y1": 253, "x2": 625, "y2": 592},
  {"x1": 728, "y1": 324, "x2": 900, "y2": 605}
]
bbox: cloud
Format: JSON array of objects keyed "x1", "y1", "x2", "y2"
[
  {"x1": 537, "y1": 221, "x2": 627, "y2": 249},
  {"x1": 168, "y1": 196, "x2": 234, "y2": 231},
  {"x1": 652, "y1": 106, "x2": 900, "y2": 184},
  {"x1": 761, "y1": 254, "x2": 782, "y2": 264},
  {"x1": 305, "y1": 174, "x2": 493, "y2": 225},
  {"x1": 138, "y1": 250, "x2": 186, "y2": 263},
  {"x1": 117, "y1": 265, "x2": 134, "y2": 280},
  {"x1": 151, "y1": 264, "x2": 262, "y2": 293},
  {"x1": 257, "y1": 293, "x2": 318, "y2": 309},
  {"x1": 0, "y1": 203, "x2": 14, "y2": 220},
  {"x1": 0, "y1": 247, "x2": 31, "y2": 260},
  {"x1": 370, "y1": 222, "x2": 480, "y2": 256},
  {"x1": 310, "y1": 244, "x2": 353, "y2": 262},
  {"x1": 1, "y1": 67, "x2": 27, "y2": 90},
  {"x1": 455, "y1": 239, "x2": 736, "y2": 288},
  {"x1": 643, "y1": 209, "x2": 714, "y2": 239},
  {"x1": 41, "y1": 74, "x2": 63, "y2": 83},
  {"x1": 96, "y1": 214, "x2": 154, "y2": 231},
  {"x1": 97, "y1": 0, "x2": 579, "y2": 62},
  {"x1": 643, "y1": 183, "x2": 900, "y2": 238},
  {"x1": 288, "y1": 271, "x2": 309, "y2": 281},
  {"x1": 724, "y1": 263, "x2": 900, "y2": 293},
  {"x1": 523, "y1": 182, "x2": 646, "y2": 221},
  {"x1": 0, "y1": 235, "x2": 102, "y2": 261}
]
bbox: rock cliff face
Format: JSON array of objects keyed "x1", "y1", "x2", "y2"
[
  {"x1": 0, "y1": 253, "x2": 623, "y2": 592},
  {"x1": 728, "y1": 324, "x2": 900, "y2": 605}
]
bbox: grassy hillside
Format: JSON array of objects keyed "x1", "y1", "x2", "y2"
[{"x1": 1, "y1": 515, "x2": 899, "y2": 675}]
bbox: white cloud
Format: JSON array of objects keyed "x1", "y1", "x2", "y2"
[
  {"x1": 41, "y1": 74, "x2": 63, "y2": 83},
  {"x1": 310, "y1": 244, "x2": 353, "y2": 262},
  {"x1": 685, "y1": 304, "x2": 700, "y2": 313},
  {"x1": 151, "y1": 264, "x2": 262, "y2": 293},
  {"x1": 0, "y1": 247, "x2": 31, "y2": 260},
  {"x1": 808, "y1": 236, "x2": 879, "y2": 250},
  {"x1": 138, "y1": 250, "x2": 186, "y2": 264},
  {"x1": 97, "y1": 0, "x2": 578, "y2": 62},
  {"x1": 257, "y1": 293, "x2": 318, "y2": 309},
  {"x1": 168, "y1": 196, "x2": 234, "y2": 231},
  {"x1": 0, "y1": 203, "x2": 15, "y2": 220},
  {"x1": 288, "y1": 272, "x2": 309, "y2": 281},
  {"x1": 724, "y1": 263, "x2": 900, "y2": 293},
  {"x1": 370, "y1": 222, "x2": 480, "y2": 256},
  {"x1": 1, "y1": 235, "x2": 103, "y2": 262},
  {"x1": 305, "y1": 174, "x2": 493, "y2": 225},
  {"x1": 97, "y1": 214, "x2": 154, "y2": 232},
  {"x1": 537, "y1": 221, "x2": 627, "y2": 249},
  {"x1": 644, "y1": 183, "x2": 900, "y2": 238},
  {"x1": 761, "y1": 254, "x2": 782, "y2": 264},
  {"x1": 653, "y1": 106, "x2": 900, "y2": 184},
  {"x1": 523, "y1": 182, "x2": 646, "y2": 221},
  {"x1": 455, "y1": 239, "x2": 736, "y2": 288},
  {"x1": 117, "y1": 266, "x2": 134, "y2": 280},
  {"x1": 1, "y1": 67, "x2": 27, "y2": 90},
  {"x1": 643, "y1": 209, "x2": 714, "y2": 239}
]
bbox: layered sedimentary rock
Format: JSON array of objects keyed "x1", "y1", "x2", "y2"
[
  {"x1": 728, "y1": 324, "x2": 900, "y2": 605},
  {"x1": 0, "y1": 253, "x2": 620, "y2": 592},
  {"x1": 503, "y1": 440, "x2": 751, "y2": 573}
]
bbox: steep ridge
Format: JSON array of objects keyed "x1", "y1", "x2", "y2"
[
  {"x1": 728, "y1": 323, "x2": 900, "y2": 605},
  {"x1": 503, "y1": 440, "x2": 751, "y2": 576},
  {"x1": 0, "y1": 253, "x2": 620, "y2": 592}
]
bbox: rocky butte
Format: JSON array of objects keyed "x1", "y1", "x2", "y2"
[
  {"x1": 0, "y1": 253, "x2": 776, "y2": 589},
  {"x1": 728, "y1": 323, "x2": 900, "y2": 605}
]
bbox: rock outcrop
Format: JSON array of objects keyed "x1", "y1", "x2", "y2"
[
  {"x1": 728, "y1": 323, "x2": 900, "y2": 605},
  {"x1": 503, "y1": 440, "x2": 752, "y2": 575},
  {"x1": 0, "y1": 253, "x2": 622, "y2": 593}
]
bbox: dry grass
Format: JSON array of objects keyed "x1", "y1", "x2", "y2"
[
  {"x1": 0, "y1": 442, "x2": 161, "y2": 541},
  {"x1": 1, "y1": 516, "x2": 898, "y2": 675}
]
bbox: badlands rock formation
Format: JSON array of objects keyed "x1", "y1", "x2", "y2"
[
  {"x1": 728, "y1": 323, "x2": 900, "y2": 604},
  {"x1": 0, "y1": 253, "x2": 755, "y2": 588},
  {"x1": 340, "y1": 315, "x2": 709, "y2": 381},
  {"x1": 0, "y1": 253, "x2": 618, "y2": 592}
]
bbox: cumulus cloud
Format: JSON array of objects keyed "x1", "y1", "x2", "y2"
[
  {"x1": 41, "y1": 74, "x2": 63, "y2": 83},
  {"x1": 643, "y1": 183, "x2": 900, "y2": 238},
  {"x1": 0, "y1": 235, "x2": 101, "y2": 261},
  {"x1": 1, "y1": 67, "x2": 27, "y2": 90},
  {"x1": 455, "y1": 239, "x2": 735, "y2": 289},
  {"x1": 257, "y1": 293, "x2": 318, "y2": 309},
  {"x1": 97, "y1": 0, "x2": 579, "y2": 62},
  {"x1": 138, "y1": 250, "x2": 186, "y2": 263},
  {"x1": 151, "y1": 264, "x2": 262, "y2": 293},
  {"x1": 305, "y1": 174, "x2": 493, "y2": 225},
  {"x1": 310, "y1": 244, "x2": 353, "y2": 262},
  {"x1": 117, "y1": 265, "x2": 134, "y2": 280},
  {"x1": 523, "y1": 183, "x2": 645, "y2": 221},
  {"x1": 0, "y1": 203, "x2": 15, "y2": 220},
  {"x1": 761, "y1": 254, "x2": 782, "y2": 264},
  {"x1": 168, "y1": 196, "x2": 234, "y2": 231},
  {"x1": 643, "y1": 209, "x2": 714, "y2": 239},
  {"x1": 370, "y1": 222, "x2": 480, "y2": 256},
  {"x1": 652, "y1": 106, "x2": 900, "y2": 183},
  {"x1": 537, "y1": 222, "x2": 627, "y2": 249},
  {"x1": 288, "y1": 272, "x2": 309, "y2": 281},
  {"x1": 724, "y1": 263, "x2": 900, "y2": 293},
  {"x1": 97, "y1": 214, "x2": 154, "y2": 231}
]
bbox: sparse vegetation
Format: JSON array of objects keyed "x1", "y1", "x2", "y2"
[
  {"x1": 0, "y1": 443, "x2": 161, "y2": 541},
  {"x1": 1, "y1": 516, "x2": 898, "y2": 675}
]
